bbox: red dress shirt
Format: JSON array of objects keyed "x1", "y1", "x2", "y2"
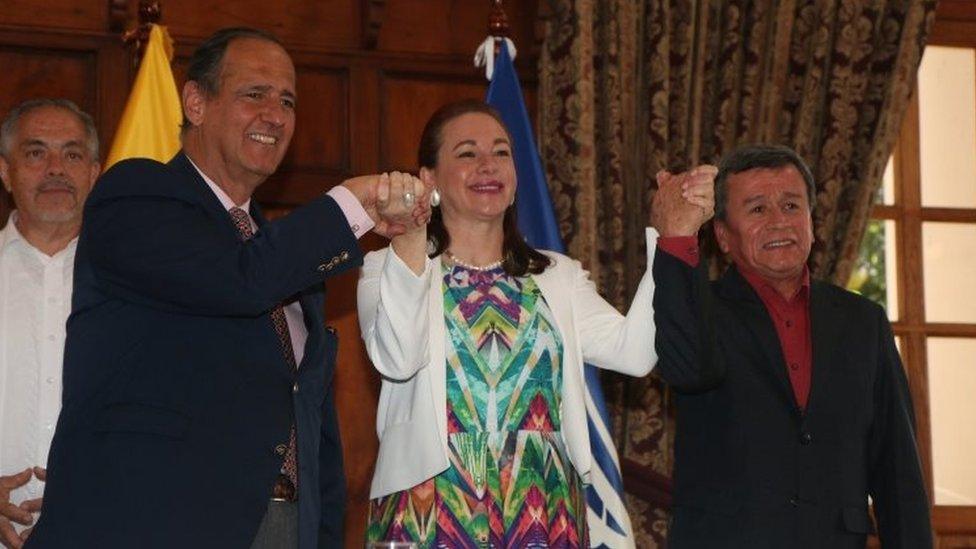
[{"x1": 658, "y1": 236, "x2": 813, "y2": 409}]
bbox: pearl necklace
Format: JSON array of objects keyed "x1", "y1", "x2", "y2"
[{"x1": 445, "y1": 251, "x2": 503, "y2": 271}]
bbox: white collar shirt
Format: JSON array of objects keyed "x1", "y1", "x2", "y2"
[{"x1": 0, "y1": 211, "x2": 76, "y2": 528}]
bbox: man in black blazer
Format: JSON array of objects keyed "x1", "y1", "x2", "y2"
[
  {"x1": 26, "y1": 27, "x2": 422, "y2": 549},
  {"x1": 651, "y1": 144, "x2": 932, "y2": 548}
]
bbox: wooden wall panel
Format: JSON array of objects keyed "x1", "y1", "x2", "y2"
[
  {"x1": 936, "y1": 0, "x2": 976, "y2": 22},
  {"x1": 379, "y1": 73, "x2": 486, "y2": 169},
  {"x1": 0, "y1": 0, "x2": 108, "y2": 33},
  {"x1": 379, "y1": 0, "x2": 538, "y2": 56},
  {"x1": 164, "y1": 0, "x2": 360, "y2": 51},
  {"x1": 159, "y1": 0, "x2": 539, "y2": 56},
  {"x1": 931, "y1": 2, "x2": 976, "y2": 48},
  {"x1": 0, "y1": 48, "x2": 97, "y2": 115},
  {"x1": 286, "y1": 66, "x2": 350, "y2": 173},
  {"x1": 377, "y1": 71, "x2": 538, "y2": 171}
]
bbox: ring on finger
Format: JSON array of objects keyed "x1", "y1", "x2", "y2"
[{"x1": 403, "y1": 190, "x2": 415, "y2": 207}]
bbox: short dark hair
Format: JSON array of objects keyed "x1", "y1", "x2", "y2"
[
  {"x1": 180, "y1": 27, "x2": 284, "y2": 130},
  {"x1": 714, "y1": 144, "x2": 816, "y2": 221},
  {"x1": 418, "y1": 99, "x2": 551, "y2": 276},
  {"x1": 0, "y1": 98, "x2": 99, "y2": 160}
]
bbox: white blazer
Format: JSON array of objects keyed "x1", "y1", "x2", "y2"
[{"x1": 357, "y1": 228, "x2": 659, "y2": 498}]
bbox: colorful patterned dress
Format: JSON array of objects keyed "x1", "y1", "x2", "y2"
[{"x1": 367, "y1": 263, "x2": 588, "y2": 548}]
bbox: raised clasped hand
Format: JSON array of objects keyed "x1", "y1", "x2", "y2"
[
  {"x1": 344, "y1": 172, "x2": 430, "y2": 239},
  {"x1": 375, "y1": 171, "x2": 431, "y2": 237},
  {"x1": 651, "y1": 164, "x2": 718, "y2": 237}
]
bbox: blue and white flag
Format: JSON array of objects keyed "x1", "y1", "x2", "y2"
[{"x1": 481, "y1": 39, "x2": 636, "y2": 549}]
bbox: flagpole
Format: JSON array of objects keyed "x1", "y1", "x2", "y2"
[
  {"x1": 488, "y1": 0, "x2": 510, "y2": 52},
  {"x1": 122, "y1": 0, "x2": 163, "y2": 68},
  {"x1": 105, "y1": 0, "x2": 181, "y2": 170},
  {"x1": 480, "y1": 4, "x2": 637, "y2": 546}
]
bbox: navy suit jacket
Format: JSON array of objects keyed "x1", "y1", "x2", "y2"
[
  {"x1": 27, "y1": 153, "x2": 361, "y2": 549},
  {"x1": 653, "y1": 251, "x2": 932, "y2": 549}
]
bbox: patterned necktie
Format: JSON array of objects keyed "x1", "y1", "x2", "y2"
[{"x1": 229, "y1": 207, "x2": 299, "y2": 499}]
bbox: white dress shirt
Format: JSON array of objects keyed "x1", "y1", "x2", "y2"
[{"x1": 0, "y1": 211, "x2": 76, "y2": 530}]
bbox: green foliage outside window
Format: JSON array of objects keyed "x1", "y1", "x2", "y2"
[{"x1": 847, "y1": 219, "x2": 888, "y2": 308}]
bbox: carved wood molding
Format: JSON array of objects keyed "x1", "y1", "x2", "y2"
[
  {"x1": 937, "y1": 0, "x2": 976, "y2": 22},
  {"x1": 108, "y1": 0, "x2": 129, "y2": 32},
  {"x1": 488, "y1": 0, "x2": 510, "y2": 37},
  {"x1": 361, "y1": 0, "x2": 386, "y2": 50},
  {"x1": 121, "y1": 0, "x2": 162, "y2": 66},
  {"x1": 487, "y1": 0, "x2": 511, "y2": 57}
]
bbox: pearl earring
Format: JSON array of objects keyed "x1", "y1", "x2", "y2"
[{"x1": 430, "y1": 188, "x2": 441, "y2": 207}]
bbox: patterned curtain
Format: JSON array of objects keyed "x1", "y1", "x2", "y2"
[{"x1": 538, "y1": 0, "x2": 937, "y2": 545}]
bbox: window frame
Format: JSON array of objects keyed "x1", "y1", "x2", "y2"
[{"x1": 874, "y1": 31, "x2": 976, "y2": 536}]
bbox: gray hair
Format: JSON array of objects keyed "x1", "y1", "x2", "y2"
[
  {"x1": 714, "y1": 144, "x2": 816, "y2": 221},
  {"x1": 0, "y1": 98, "x2": 99, "y2": 160}
]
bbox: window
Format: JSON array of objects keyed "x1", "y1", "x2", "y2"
[{"x1": 850, "y1": 44, "x2": 976, "y2": 531}]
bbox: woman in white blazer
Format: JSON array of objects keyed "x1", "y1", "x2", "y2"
[{"x1": 359, "y1": 100, "x2": 714, "y2": 547}]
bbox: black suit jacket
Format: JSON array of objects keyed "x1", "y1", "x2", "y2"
[
  {"x1": 27, "y1": 153, "x2": 361, "y2": 549},
  {"x1": 653, "y1": 250, "x2": 932, "y2": 549}
]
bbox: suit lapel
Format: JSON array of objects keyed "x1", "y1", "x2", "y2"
[
  {"x1": 718, "y1": 268, "x2": 799, "y2": 412},
  {"x1": 167, "y1": 152, "x2": 242, "y2": 242},
  {"x1": 806, "y1": 282, "x2": 842, "y2": 417},
  {"x1": 168, "y1": 152, "x2": 226, "y2": 214}
]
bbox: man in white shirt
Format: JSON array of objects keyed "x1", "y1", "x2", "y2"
[{"x1": 0, "y1": 98, "x2": 100, "y2": 549}]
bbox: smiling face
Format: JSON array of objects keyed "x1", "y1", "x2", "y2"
[
  {"x1": 0, "y1": 105, "x2": 99, "y2": 228},
  {"x1": 422, "y1": 112, "x2": 516, "y2": 225},
  {"x1": 714, "y1": 164, "x2": 814, "y2": 283},
  {"x1": 182, "y1": 37, "x2": 296, "y2": 196}
]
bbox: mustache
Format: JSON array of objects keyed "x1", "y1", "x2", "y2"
[{"x1": 37, "y1": 178, "x2": 76, "y2": 193}]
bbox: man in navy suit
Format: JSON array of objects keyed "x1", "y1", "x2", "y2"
[
  {"x1": 27, "y1": 27, "x2": 421, "y2": 549},
  {"x1": 651, "y1": 145, "x2": 931, "y2": 548}
]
